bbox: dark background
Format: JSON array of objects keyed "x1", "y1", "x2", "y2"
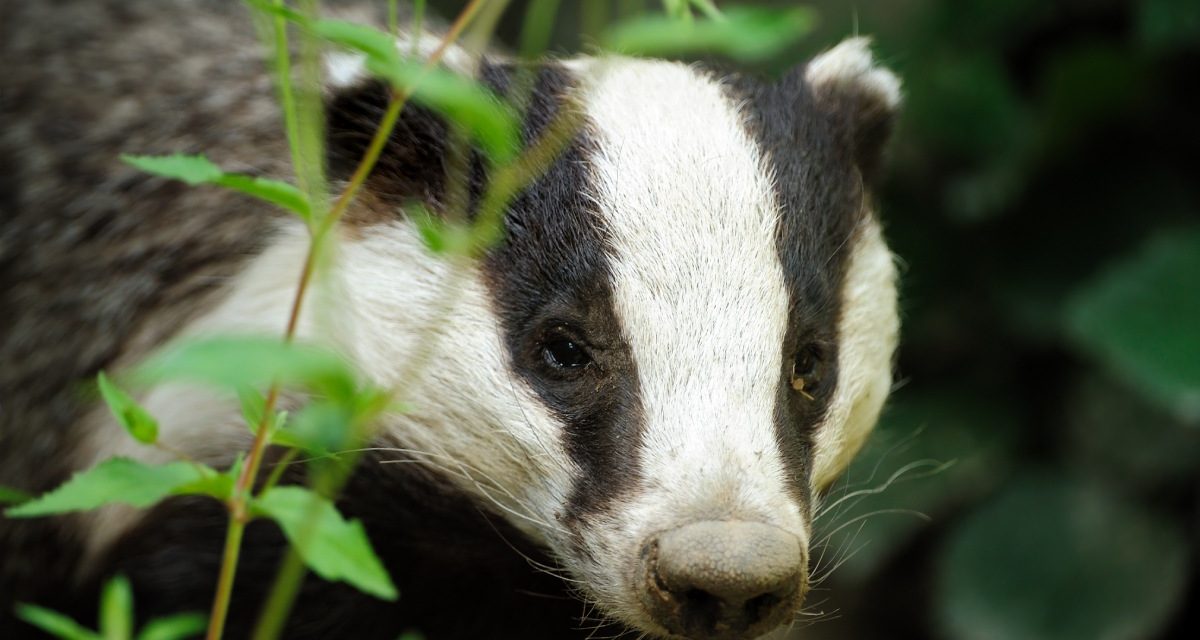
[{"x1": 433, "y1": 0, "x2": 1200, "y2": 638}]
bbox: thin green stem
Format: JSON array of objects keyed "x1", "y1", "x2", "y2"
[
  {"x1": 411, "y1": 0, "x2": 426, "y2": 56},
  {"x1": 242, "y1": 4, "x2": 494, "y2": 638},
  {"x1": 249, "y1": 546, "x2": 306, "y2": 640},
  {"x1": 260, "y1": 448, "x2": 300, "y2": 494},
  {"x1": 520, "y1": 0, "x2": 560, "y2": 60},
  {"x1": 206, "y1": 517, "x2": 246, "y2": 640},
  {"x1": 270, "y1": 0, "x2": 306, "y2": 196}
]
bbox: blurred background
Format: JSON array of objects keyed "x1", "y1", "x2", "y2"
[{"x1": 432, "y1": 0, "x2": 1200, "y2": 638}]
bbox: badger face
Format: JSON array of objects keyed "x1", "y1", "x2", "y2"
[
  {"x1": 79, "y1": 37, "x2": 897, "y2": 640},
  {"x1": 317, "y1": 39, "x2": 901, "y2": 639}
]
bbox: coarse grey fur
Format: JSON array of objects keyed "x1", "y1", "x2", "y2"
[{"x1": 0, "y1": 0, "x2": 286, "y2": 606}]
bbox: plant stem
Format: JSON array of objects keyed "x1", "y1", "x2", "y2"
[
  {"x1": 206, "y1": 514, "x2": 246, "y2": 640},
  {"x1": 234, "y1": 3, "x2": 494, "y2": 639},
  {"x1": 270, "y1": 0, "x2": 306, "y2": 197}
]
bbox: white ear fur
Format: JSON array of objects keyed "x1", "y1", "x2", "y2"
[{"x1": 805, "y1": 37, "x2": 901, "y2": 112}]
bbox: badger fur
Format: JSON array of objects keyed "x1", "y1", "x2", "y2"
[{"x1": 0, "y1": 1, "x2": 901, "y2": 638}]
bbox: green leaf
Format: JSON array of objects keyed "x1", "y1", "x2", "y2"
[
  {"x1": 1137, "y1": 0, "x2": 1200, "y2": 52},
  {"x1": 138, "y1": 337, "x2": 358, "y2": 401},
  {"x1": 1068, "y1": 229, "x2": 1200, "y2": 422},
  {"x1": 253, "y1": 486, "x2": 398, "y2": 600},
  {"x1": 135, "y1": 613, "x2": 207, "y2": 640},
  {"x1": 214, "y1": 174, "x2": 311, "y2": 222},
  {"x1": 238, "y1": 387, "x2": 267, "y2": 432},
  {"x1": 936, "y1": 474, "x2": 1190, "y2": 640},
  {"x1": 172, "y1": 465, "x2": 237, "y2": 502},
  {"x1": 310, "y1": 20, "x2": 519, "y2": 162},
  {"x1": 15, "y1": 604, "x2": 101, "y2": 640},
  {"x1": 5, "y1": 459, "x2": 210, "y2": 518},
  {"x1": 100, "y1": 575, "x2": 134, "y2": 640},
  {"x1": 415, "y1": 213, "x2": 475, "y2": 256},
  {"x1": 0, "y1": 484, "x2": 32, "y2": 505},
  {"x1": 603, "y1": 6, "x2": 816, "y2": 62},
  {"x1": 121, "y1": 154, "x2": 309, "y2": 221},
  {"x1": 97, "y1": 372, "x2": 159, "y2": 445},
  {"x1": 283, "y1": 402, "x2": 354, "y2": 455},
  {"x1": 121, "y1": 154, "x2": 224, "y2": 186}
]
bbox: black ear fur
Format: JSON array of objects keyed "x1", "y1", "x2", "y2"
[
  {"x1": 325, "y1": 78, "x2": 453, "y2": 209},
  {"x1": 803, "y1": 38, "x2": 901, "y2": 185}
]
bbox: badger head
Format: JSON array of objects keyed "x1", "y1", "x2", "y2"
[{"x1": 322, "y1": 37, "x2": 901, "y2": 640}]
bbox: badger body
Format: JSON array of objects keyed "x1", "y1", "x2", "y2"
[{"x1": 0, "y1": 2, "x2": 901, "y2": 638}]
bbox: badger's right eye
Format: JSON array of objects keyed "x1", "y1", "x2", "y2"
[{"x1": 542, "y1": 337, "x2": 591, "y2": 369}]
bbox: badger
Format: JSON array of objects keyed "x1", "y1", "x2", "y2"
[{"x1": 0, "y1": 1, "x2": 901, "y2": 638}]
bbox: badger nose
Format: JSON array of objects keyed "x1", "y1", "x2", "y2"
[{"x1": 642, "y1": 521, "x2": 806, "y2": 639}]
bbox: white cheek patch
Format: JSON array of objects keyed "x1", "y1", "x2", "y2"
[
  {"x1": 78, "y1": 220, "x2": 578, "y2": 566},
  {"x1": 812, "y1": 217, "x2": 899, "y2": 490},
  {"x1": 571, "y1": 59, "x2": 806, "y2": 592}
]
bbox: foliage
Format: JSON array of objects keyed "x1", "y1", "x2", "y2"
[
  {"x1": 16, "y1": 576, "x2": 205, "y2": 640},
  {"x1": 787, "y1": 0, "x2": 1200, "y2": 638}
]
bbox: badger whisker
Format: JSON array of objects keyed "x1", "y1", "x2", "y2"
[
  {"x1": 815, "y1": 458, "x2": 951, "y2": 523},
  {"x1": 370, "y1": 445, "x2": 568, "y2": 537}
]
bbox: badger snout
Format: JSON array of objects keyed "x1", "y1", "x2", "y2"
[{"x1": 640, "y1": 521, "x2": 807, "y2": 639}]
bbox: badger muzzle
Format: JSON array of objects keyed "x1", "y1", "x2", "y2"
[{"x1": 640, "y1": 521, "x2": 808, "y2": 639}]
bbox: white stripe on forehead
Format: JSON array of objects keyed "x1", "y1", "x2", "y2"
[{"x1": 575, "y1": 58, "x2": 800, "y2": 525}]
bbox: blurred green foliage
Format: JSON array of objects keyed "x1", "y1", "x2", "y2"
[{"x1": 441, "y1": 0, "x2": 1200, "y2": 638}]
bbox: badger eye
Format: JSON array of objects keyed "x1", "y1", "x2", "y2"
[
  {"x1": 791, "y1": 344, "x2": 825, "y2": 400},
  {"x1": 543, "y1": 337, "x2": 590, "y2": 369}
]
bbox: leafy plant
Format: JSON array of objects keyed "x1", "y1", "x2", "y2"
[{"x1": 16, "y1": 575, "x2": 205, "y2": 640}]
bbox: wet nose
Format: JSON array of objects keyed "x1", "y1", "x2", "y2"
[{"x1": 642, "y1": 520, "x2": 807, "y2": 639}]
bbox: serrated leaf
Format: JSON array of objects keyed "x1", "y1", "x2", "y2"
[
  {"x1": 138, "y1": 337, "x2": 358, "y2": 401},
  {"x1": 5, "y1": 459, "x2": 210, "y2": 518},
  {"x1": 603, "y1": 6, "x2": 816, "y2": 62},
  {"x1": 311, "y1": 20, "x2": 519, "y2": 162},
  {"x1": 0, "y1": 484, "x2": 32, "y2": 505},
  {"x1": 100, "y1": 575, "x2": 133, "y2": 640},
  {"x1": 1068, "y1": 229, "x2": 1200, "y2": 422},
  {"x1": 15, "y1": 604, "x2": 101, "y2": 640},
  {"x1": 121, "y1": 154, "x2": 309, "y2": 220},
  {"x1": 253, "y1": 486, "x2": 397, "y2": 600},
  {"x1": 135, "y1": 613, "x2": 207, "y2": 640},
  {"x1": 97, "y1": 372, "x2": 158, "y2": 445},
  {"x1": 937, "y1": 474, "x2": 1189, "y2": 640}
]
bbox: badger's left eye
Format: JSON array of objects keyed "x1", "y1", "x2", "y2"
[
  {"x1": 543, "y1": 337, "x2": 591, "y2": 369},
  {"x1": 791, "y1": 344, "x2": 826, "y2": 400}
]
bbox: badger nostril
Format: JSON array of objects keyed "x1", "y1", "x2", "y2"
[
  {"x1": 642, "y1": 521, "x2": 807, "y2": 639},
  {"x1": 680, "y1": 588, "x2": 721, "y2": 634}
]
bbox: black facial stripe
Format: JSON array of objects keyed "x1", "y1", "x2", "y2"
[
  {"x1": 325, "y1": 62, "x2": 645, "y2": 535},
  {"x1": 476, "y1": 63, "x2": 645, "y2": 535},
  {"x1": 720, "y1": 69, "x2": 868, "y2": 512}
]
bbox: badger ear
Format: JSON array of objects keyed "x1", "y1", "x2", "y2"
[
  {"x1": 325, "y1": 77, "x2": 452, "y2": 216},
  {"x1": 804, "y1": 38, "x2": 901, "y2": 184}
]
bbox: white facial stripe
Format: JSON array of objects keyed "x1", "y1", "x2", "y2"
[
  {"x1": 813, "y1": 216, "x2": 898, "y2": 490},
  {"x1": 576, "y1": 60, "x2": 802, "y2": 530}
]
